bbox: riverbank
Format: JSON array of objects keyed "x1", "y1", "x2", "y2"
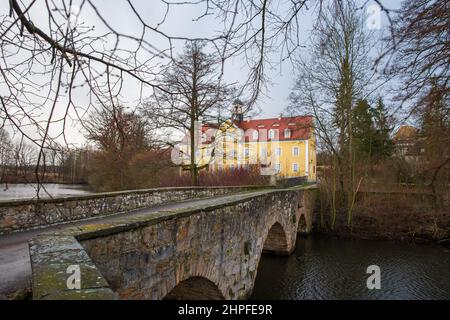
[{"x1": 313, "y1": 191, "x2": 450, "y2": 246}]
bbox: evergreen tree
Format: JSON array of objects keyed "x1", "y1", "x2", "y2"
[
  {"x1": 372, "y1": 98, "x2": 394, "y2": 159},
  {"x1": 352, "y1": 98, "x2": 393, "y2": 160},
  {"x1": 352, "y1": 99, "x2": 375, "y2": 158}
]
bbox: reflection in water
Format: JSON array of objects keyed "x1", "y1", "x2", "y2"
[
  {"x1": 0, "y1": 183, "x2": 91, "y2": 200},
  {"x1": 251, "y1": 235, "x2": 450, "y2": 300}
]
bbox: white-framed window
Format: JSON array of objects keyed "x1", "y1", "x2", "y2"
[
  {"x1": 260, "y1": 148, "x2": 266, "y2": 157},
  {"x1": 244, "y1": 148, "x2": 250, "y2": 157},
  {"x1": 293, "y1": 163, "x2": 299, "y2": 172},
  {"x1": 284, "y1": 128, "x2": 291, "y2": 138},
  {"x1": 275, "y1": 147, "x2": 282, "y2": 156},
  {"x1": 268, "y1": 129, "x2": 275, "y2": 139},
  {"x1": 292, "y1": 147, "x2": 299, "y2": 156},
  {"x1": 252, "y1": 130, "x2": 259, "y2": 140},
  {"x1": 275, "y1": 163, "x2": 281, "y2": 172}
]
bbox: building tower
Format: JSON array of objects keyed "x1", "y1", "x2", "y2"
[{"x1": 232, "y1": 99, "x2": 244, "y2": 124}]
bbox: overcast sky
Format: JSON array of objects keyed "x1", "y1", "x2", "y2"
[{"x1": 1, "y1": 0, "x2": 403, "y2": 147}]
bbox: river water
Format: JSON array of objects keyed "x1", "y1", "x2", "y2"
[
  {"x1": 0, "y1": 183, "x2": 91, "y2": 200},
  {"x1": 251, "y1": 235, "x2": 450, "y2": 300}
]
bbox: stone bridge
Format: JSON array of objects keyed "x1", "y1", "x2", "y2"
[{"x1": 29, "y1": 185, "x2": 317, "y2": 300}]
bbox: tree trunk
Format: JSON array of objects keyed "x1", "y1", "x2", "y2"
[{"x1": 190, "y1": 115, "x2": 199, "y2": 186}]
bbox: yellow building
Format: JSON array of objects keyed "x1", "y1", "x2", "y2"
[{"x1": 184, "y1": 114, "x2": 316, "y2": 182}]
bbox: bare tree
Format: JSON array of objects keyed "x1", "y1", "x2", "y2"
[
  {"x1": 377, "y1": 0, "x2": 449, "y2": 110},
  {"x1": 0, "y1": 0, "x2": 192, "y2": 193},
  {"x1": 84, "y1": 104, "x2": 152, "y2": 190},
  {"x1": 287, "y1": 0, "x2": 376, "y2": 226},
  {"x1": 376, "y1": 0, "x2": 449, "y2": 202},
  {"x1": 0, "y1": 128, "x2": 13, "y2": 184},
  {"x1": 0, "y1": 0, "x2": 326, "y2": 137},
  {"x1": 414, "y1": 81, "x2": 450, "y2": 200},
  {"x1": 0, "y1": 0, "x2": 327, "y2": 192},
  {"x1": 12, "y1": 140, "x2": 37, "y2": 180},
  {"x1": 143, "y1": 41, "x2": 234, "y2": 185}
]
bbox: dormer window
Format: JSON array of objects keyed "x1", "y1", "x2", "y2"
[
  {"x1": 284, "y1": 128, "x2": 291, "y2": 138},
  {"x1": 257, "y1": 124, "x2": 265, "y2": 128},
  {"x1": 272, "y1": 123, "x2": 280, "y2": 127},
  {"x1": 288, "y1": 122, "x2": 296, "y2": 126}
]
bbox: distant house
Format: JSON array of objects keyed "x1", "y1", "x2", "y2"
[{"x1": 392, "y1": 125, "x2": 425, "y2": 162}]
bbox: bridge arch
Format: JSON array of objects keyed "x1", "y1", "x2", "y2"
[
  {"x1": 163, "y1": 276, "x2": 224, "y2": 300},
  {"x1": 297, "y1": 213, "x2": 308, "y2": 234},
  {"x1": 262, "y1": 222, "x2": 290, "y2": 255}
]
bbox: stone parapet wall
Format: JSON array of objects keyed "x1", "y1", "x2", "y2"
[{"x1": 0, "y1": 186, "x2": 268, "y2": 234}]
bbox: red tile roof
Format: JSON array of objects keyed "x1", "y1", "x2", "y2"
[
  {"x1": 201, "y1": 123, "x2": 219, "y2": 133},
  {"x1": 237, "y1": 115, "x2": 313, "y2": 141},
  {"x1": 200, "y1": 115, "x2": 313, "y2": 143}
]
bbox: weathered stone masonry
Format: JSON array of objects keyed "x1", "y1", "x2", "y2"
[
  {"x1": 29, "y1": 235, "x2": 117, "y2": 300},
  {"x1": 29, "y1": 186, "x2": 318, "y2": 300},
  {"x1": 0, "y1": 186, "x2": 265, "y2": 234}
]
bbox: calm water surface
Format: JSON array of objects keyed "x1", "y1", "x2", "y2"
[
  {"x1": 252, "y1": 235, "x2": 450, "y2": 300},
  {"x1": 0, "y1": 183, "x2": 91, "y2": 200}
]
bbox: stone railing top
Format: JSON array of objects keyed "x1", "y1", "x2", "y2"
[
  {"x1": 29, "y1": 235, "x2": 117, "y2": 300},
  {"x1": 0, "y1": 185, "x2": 272, "y2": 207}
]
